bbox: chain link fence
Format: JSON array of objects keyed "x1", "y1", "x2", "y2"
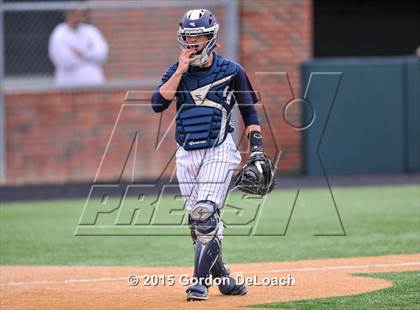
[
  {"x1": 2, "y1": 0, "x2": 237, "y2": 90},
  {"x1": 0, "y1": 1, "x2": 238, "y2": 184}
]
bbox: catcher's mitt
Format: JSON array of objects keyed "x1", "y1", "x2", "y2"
[{"x1": 233, "y1": 152, "x2": 276, "y2": 195}]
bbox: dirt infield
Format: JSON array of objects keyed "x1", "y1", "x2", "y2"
[{"x1": 1, "y1": 254, "x2": 419, "y2": 309}]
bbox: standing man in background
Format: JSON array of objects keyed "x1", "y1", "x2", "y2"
[{"x1": 48, "y1": 8, "x2": 108, "y2": 87}]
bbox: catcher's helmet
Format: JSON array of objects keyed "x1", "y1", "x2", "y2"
[{"x1": 177, "y1": 9, "x2": 219, "y2": 66}]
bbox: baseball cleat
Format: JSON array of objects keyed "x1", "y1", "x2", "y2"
[
  {"x1": 218, "y1": 276, "x2": 248, "y2": 296},
  {"x1": 186, "y1": 284, "x2": 208, "y2": 301}
]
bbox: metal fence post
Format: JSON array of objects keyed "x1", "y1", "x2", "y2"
[
  {"x1": 224, "y1": 0, "x2": 239, "y2": 62},
  {"x1": 0, "y1": 0, "x2": 5, "y2": 184},
  {"x1": 224, "y1": 0, "x2": 241, "y2": 143}
]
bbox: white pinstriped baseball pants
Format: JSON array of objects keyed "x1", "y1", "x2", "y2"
[{"x1": 176, "y1": 134, "x2": 241, "y2": 239}]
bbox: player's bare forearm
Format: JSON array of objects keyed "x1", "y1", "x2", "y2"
[
  {"x1": 245, "y1": 124, "x2": 261, "y2": 135},
  {"x1": 159, "y1": 70, "x2": 183, "y2": 101},
  {"x1": 159, "y1": 49, "x2": 196, "y2": 101}
]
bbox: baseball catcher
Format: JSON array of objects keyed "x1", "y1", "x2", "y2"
[{"x1": 151, "y1": 9, "x2": 274, "y2": 301}]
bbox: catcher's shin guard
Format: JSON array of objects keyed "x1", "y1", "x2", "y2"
[
  {"x1": 193, "y1": 231, "x2": 221, "y2": 280},
  {"x1": 190, "y1": 201, "x2": 221, "y2": 280},
  {"x1": 210, "y1": 255, "x2": 248, "y2": 296},
  {"x1": 210, "y1": 254, "x2": 229, "y2": 278}
]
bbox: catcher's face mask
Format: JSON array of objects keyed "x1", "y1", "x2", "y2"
[{"x1": 177, "y1": 9, "x2": 219, "y2": 66}]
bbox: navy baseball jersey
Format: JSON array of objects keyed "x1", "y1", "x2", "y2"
[{"x1": 151, "y1": 53, "x2": 260, "y2": 150}]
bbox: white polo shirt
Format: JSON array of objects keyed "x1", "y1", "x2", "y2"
[{"x1": 48, "y1": 22, "x2": 108, "y2": 87}]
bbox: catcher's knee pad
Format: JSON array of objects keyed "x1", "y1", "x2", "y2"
[
  {"x1": 189, "y1": 200, "x2": 221, "y2": 279},
  {"x1": 193, "y1": 201, "x2": 220, "y2": 242},
  {"x1": 190, "y1": 200, "x2": 218, "y2": 222},
  {"x1": 188, "y1": 200, "x2": 219, "y2": 242}
]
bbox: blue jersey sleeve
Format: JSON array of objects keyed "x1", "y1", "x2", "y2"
[
  {"x1": 233, "y1": 64, "x2": 260, "y2": 126},
  {"x1": 151, "y1": 63, "x2": 178, "y2": 113}
]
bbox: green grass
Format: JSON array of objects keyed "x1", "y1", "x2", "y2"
[
  {"x1": 253, "y1": 271, "x2": 420, "y2": 309},
  {"x1": 0, "y1": 185, "x2": 419, "y2": 266}
]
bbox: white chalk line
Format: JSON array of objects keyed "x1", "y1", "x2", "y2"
[
  {"x1": 1, "y1": 261, "x2": 419, "y2": 287},
  {"x1": 0, "y1": 277, "x2": 127, "y2": 286}
]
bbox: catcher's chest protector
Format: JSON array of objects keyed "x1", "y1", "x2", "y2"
[{"x1": 176, "y1": 54, "x2": 238, "y2": 150}]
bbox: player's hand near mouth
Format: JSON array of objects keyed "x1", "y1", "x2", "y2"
[
  {"x1": 178, "y1": 48, "x2": 197, "y2": 74},
  {"x1": 159, "y1": 49, "x2": 196, "y2": 100}
]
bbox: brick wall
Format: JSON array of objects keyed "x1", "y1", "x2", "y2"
[
  {"x1": 4, "y1": 1, "x2": 312, "y2": 185},
  {"x1": 6, "y1": 89, "x2": 179, "y2": 185},
  {"x1": 239, "y1": 0, "x2": 312, "y2": 173}
]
